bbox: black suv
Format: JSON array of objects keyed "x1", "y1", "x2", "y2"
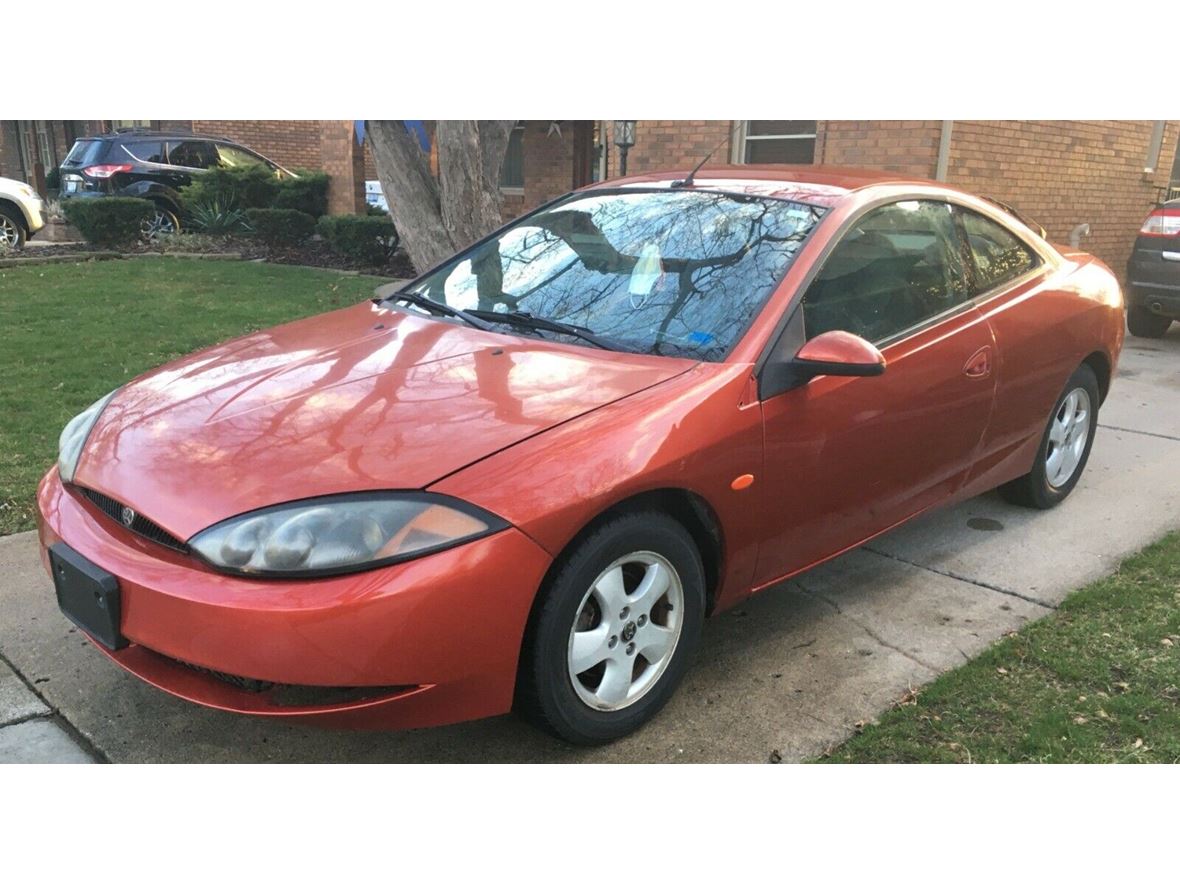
[
  {"x1": 1126, "y1": 198, "x2": 1180, "y2": 338},
  {"x1": 59, "y1": 129, "x2": 292, "y2": 236}
]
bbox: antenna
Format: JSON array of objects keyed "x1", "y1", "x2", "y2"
[{"x1": 671, "y1": 121, "x2": 744, "y2": 189}]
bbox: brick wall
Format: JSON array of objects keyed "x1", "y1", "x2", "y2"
[
  {"x1": 190, "y1": 120, "x2": 323, "y2": 172},
  {"x1": 616, "y1": 120, "x2": 735, "y2": 174},
  {"x1": 520, "y1": 122, "x2": 580, "y2": 210},
  {"x1": 816, "y1": 120, "x2": 942, "y2": 175},
  {"x1": 943, "y1": 120, "x2": 1180, "y2": 275}
]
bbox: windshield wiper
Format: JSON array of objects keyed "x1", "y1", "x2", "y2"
[
  {"x1": 467, "y1": 309, "x2": 619, "y2": 351},
  {"x1": 374, "y1": 284, "x2": 495, "y2": 332}
]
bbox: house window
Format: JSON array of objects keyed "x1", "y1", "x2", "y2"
[
  {"x1": 501, "y1": 124, "x2": 524, "y2": 191},
  {"x1": 111, "y1": 120, "x2": 152, "y2": 131},
  {"x1": 35, "y1": 121, "x2": 56, "y2": 169},
  {"x1": 737, "y1": 121, "x2": 817, "y2": 164}
]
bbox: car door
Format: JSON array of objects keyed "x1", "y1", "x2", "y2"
[
  {"x1": 163, "y1": 139, "x2": 219, "y2": 190},
  {"x1": 753, "y1": 199, "x2": 997, "y2": 586},
  {"x1": 951, "y1": 205, "x2": 1068, "y2": 492}
]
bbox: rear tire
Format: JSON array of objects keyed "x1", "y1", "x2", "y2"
[
  {"x1": 1127, "y1": 305, "x2": 1172, "y2": 339},
  {"x1": 999, "y1": 363, "x2": 1099, "y2": 509},
  {"x1": 516, "y1": 510, "x2": 705, "y2": 744},
  {"x1": 141, "y1": 205, "x2": 180, "y2": 241},
  {"x1": 0, "y1": 209, "x2": 26, "y2": 249}
]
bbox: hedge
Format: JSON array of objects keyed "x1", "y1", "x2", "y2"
[
  {"x1": 245, "y1": 208, "x2": 316, "y2": 247},
  {"x1": 317, "y1": 215, "x2": 399, "y2": 266},
  {"x1": 179, "y1": 165, "x2": 279, "y2": 214},
  {"x1": 273, "y1": 171, "x2": 329, "y2": 218},
  {"x1": 62, "y1": 197, "x2": 155, "y2": 248}
]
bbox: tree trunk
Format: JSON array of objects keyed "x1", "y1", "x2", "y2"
[{"x1": 367, "y1": 120, "x2": 514, "y2": 276}]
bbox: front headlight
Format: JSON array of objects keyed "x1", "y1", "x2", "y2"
[
  {"x1": 57, "y1": 390, "x2": 119, "y2": 483},
  {"x1": 188, "y1": 492, "x2": 508, "y2": 577}
]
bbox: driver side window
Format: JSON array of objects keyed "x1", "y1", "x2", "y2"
[{"x1": 803, "y1": 200, "x2": 971, "y2": 344}]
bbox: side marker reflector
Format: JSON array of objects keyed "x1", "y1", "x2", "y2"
[{"x1": 731, "y1": 474, "x2": 754, "y2": 491}]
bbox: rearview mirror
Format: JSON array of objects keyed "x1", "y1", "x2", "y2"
[{"x1": 791, "y1": 330, "x2": 886, "y2": 379}]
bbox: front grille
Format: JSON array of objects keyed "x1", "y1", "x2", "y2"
[
  {"x1": 170, "y1": 656, "x2": 412, "y2": 707},
  {"x1": 77, "y1": 487, "x2": 189, "y2": 554},
  {"x1": 177, "y1": 659, "x2": 274, "y2": 693}
]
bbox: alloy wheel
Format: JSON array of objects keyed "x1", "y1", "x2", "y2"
[
  {"x1": 567, "y1": 551, "x2": 684, "y2": 712},
  {"x1": 142, "y1": 209, "x2": 178, "y2": 241},
  {"x1": 1046, "y1": 387, "x2": 1091, "y2": 488},
  {"x1": 0, "y1": 215, "x2": 19, "y2": 247}
]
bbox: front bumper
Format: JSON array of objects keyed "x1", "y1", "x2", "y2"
[
  {"x1": 36, "y1": 469, "x2": 553, "y2": 729},
  {"x1": 24, "y1": 196, "x2": 45, "y2": 236}
]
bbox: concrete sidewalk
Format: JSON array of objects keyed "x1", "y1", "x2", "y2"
[{"x1": 2, "y1": 329, "x2": 1178, "y2": 763}]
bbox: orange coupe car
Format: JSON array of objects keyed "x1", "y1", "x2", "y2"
[{"x1": 38, "y1": 166, "x2": 1124, "y2": 743}]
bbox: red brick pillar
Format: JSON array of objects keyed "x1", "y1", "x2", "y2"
[{"x1": 319, "y1": 120, "x2": 365, "y2": 215}]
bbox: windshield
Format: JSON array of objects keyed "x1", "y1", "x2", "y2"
[{"x1": 403, "y1": 189, "x2": 823, "y2": 360}]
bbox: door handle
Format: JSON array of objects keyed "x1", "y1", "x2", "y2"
[{"x1": 963, "y1": 346, "x2": 992, "y2": 379}]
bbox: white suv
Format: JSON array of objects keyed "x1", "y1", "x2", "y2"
[{"x1": 0, "y1": 177, "x2": 46, "y2": 248}]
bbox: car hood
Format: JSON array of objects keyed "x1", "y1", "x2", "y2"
[{"x1": 74, "y1": 301, "x2": 694, "y2": 540}]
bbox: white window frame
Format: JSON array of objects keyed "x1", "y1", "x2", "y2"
[{"x1": 730, "y1": 120, "x2": 818, "y2": 164}]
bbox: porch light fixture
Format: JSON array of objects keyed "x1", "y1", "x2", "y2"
[{"x1": 613, "y1": 120, "x2": 637, "y2": 176}]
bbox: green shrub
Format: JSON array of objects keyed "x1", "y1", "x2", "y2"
[
  {"x1": 245, "y1": 208, "x2": 316, "y2": 247},
  {"x1": 62, "y1": 197, "x2": 154, "y2": 248},
  {"x1": 189, "y1": 198, "x2": 251, "y2": 234},
  {"x1": 317, "y1": 215, "x2": 400, "y2": 266},
  {"x1": 273, "y1": 171, "x2": 329, "y2": 218},
  {"x1": 45, "y1": 166, "x2": 61, "y2": 190},
  {"x1": 179, "y1": 165, "x2": 279, "y2": 214}
]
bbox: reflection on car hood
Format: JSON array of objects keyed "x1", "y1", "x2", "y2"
[{"x1": 75, "y1": 301, "x2": 694, "y2": 540}]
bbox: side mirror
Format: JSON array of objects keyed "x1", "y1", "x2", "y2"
[{"x1": 791, "y1": 330, "x2": 886, "y2": 379}]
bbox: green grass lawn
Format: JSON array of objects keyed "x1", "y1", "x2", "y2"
[
  {"x1": 821, "y1": 531, "x2": 1180, "y2": 763},
  {"x1": 0, "y1": 257, "x2": 389, "y2": 535}
]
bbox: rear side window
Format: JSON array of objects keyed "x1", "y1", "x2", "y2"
[
  {"x1": 64, "y1": 140, "x2": 107, "y2": 166},
  {"x1": 803, "y1": 200, "x2": 973, "y2": 344},
  {"x1": 958, "y1": 208, "x2": 1040, "y2": 292},
  {"x1": 121, "y1": 141, "x2": 167, "y2": 164},
  {"x1": 167, "y1": 140, "x2": 219, "y2": 169},
  {"x1": 215, "y1": 144, "x2": 269, "y2": 168}
]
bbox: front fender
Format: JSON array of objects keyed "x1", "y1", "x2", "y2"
[{"x1": 429, "y1": 362, "x2": 766, "y2": 612}]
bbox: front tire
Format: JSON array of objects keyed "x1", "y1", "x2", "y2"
[
  {"x1": 1127, "y1": 305, "x2": 1172, "y2": 339},
  {"x1": 999, "y1": 363, "x2": 1099, "y2": 509},
  {"x1": 0, "y1": 209, "x2": 26, "y2": 249},
  {"x1": 516, "y1": 510, "x2": 705, "y2": 744}
]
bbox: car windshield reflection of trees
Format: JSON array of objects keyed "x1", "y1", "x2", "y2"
[{"x1": 408, "y1": 191, "x2": 824, "y2": 360}]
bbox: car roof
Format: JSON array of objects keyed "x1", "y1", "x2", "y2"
[
  {"x1": 81, "y1": 130, "x2": 241, "y2": 143},
  {"x1": 591, "y1": 164, "x2": 946, "y2": 208}
]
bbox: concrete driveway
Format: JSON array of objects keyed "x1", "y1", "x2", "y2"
[{"x1": 2, "y1": 327, "x2": 1178, "y2": 763}]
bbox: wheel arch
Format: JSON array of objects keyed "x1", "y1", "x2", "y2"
[
  {"x1": 0, "y1": 197, "x2": 29, "y2": 232},
  {"x1": 1082, "y1": 350, "x2": 1111, "y2": 404},
  {"x1": 532, "y1": 487, "x2": 726, "y2": 621}
]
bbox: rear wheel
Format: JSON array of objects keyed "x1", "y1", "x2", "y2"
[
  {"x1": 0, "y1": 209, "x2": 26, "y2": 249},
  {"x1": 1127, "y1": 305, "x2": 1172, "y2": 339},
  {"x1": 141, "y1": 205, "x2": 180, "y2": 241},
  {"x1": 999, "y1": 363, "x2": 1099, "y2": 509},
  {"x1": 516, "y1": 510, "x2": 705, "y2": 744}
]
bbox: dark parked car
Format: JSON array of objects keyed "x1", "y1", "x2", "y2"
[
  {"x1": 1126, "y1": 199, "x2": 1180, "y2": 338},
  {"x1": 59, "y1": 129, "x2": 292, "y2": 237}
]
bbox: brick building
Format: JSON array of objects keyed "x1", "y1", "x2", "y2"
[
  {"x1": 4, "y1": 118, "x2": 1178, "y2": 277},
  {"x1": 503, "y1": 120, "x2": 1180, "y2": 279}
]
